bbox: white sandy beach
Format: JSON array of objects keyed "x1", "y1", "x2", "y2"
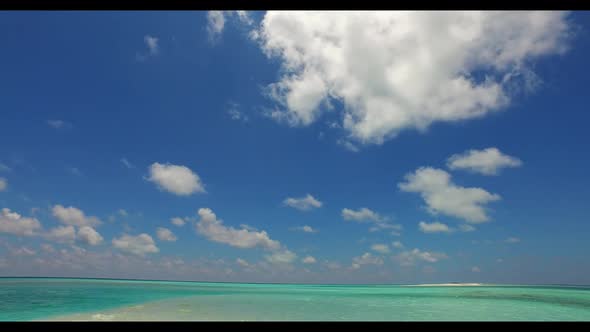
[{"x1": 407, "y1": 283, "x2": 484, "y2": 287}]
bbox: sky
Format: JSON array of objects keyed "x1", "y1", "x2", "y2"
[{"x1": 1, "y1": 11, "x2": 590, "y2": 284}]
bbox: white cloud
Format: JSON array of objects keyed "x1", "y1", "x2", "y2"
[
  {"x1": 394, "y1": 248, "x2": 448, "y2": 266},
  {"x1": 418, "y1": 221, "x2": 453, "y2": 233},
  {"x1": 447, "y1": 147, "x2": 523, "y2": 175},
  {"x1": 120, "y1": 158, "x2": 135, "y2": 169},
  {"x1": 496, "y1": 258, "x2": 504, "y2": 263},
  {"x1": 505, "y1": 237, "x2": 521, "y2": 243},
  {"x1": 118, "y1": 209, "x2": 128, "y2": 217},
  {"x1": 195, "y1": 208, "x2": 281, "y2": 250},
  {"x1": 52, "y1": 205, "x2": 101, "y2": 227},
  {"x1": 77, "y1": 226, "x2": 104, "y2": 246},
  {"x1": 112, "y1": 233, "x2": 159, "y2": 256},
  {"x1": 0, "y1": 208, "x2": 42, "y2": 236},
  {"x1": 10, "y1": 246, "x2": 36, "y2": 256},
  {"x1": 337, "y1": 139, "x2": 360, "y2": 152},
  {"x1": 459, "y1": 224, "x2": 476, "y2": 232},
  {"x1": 47, "y1": 120, "x2": 70, "y2": 129},
  {"x1": 265, "y1": 249, "x2": 297, "y2": 264},
  {"x1": 283, "y1": 194, "x2": 322, "y2": 211},
  {"x1": 392, "y1": 241, "x2": 404, "y2": 249},
  {"x1": 236, "y1": 258, "x2": 250, "y2": 267},
  {"x1": 472, "y1": 266, "x2": 481, "y2": 273},
  {"x1": 302, "y1": 255, "x2": 317, "y2": 264},
  {"x1": 351, "y1": 252, "x2": 384, "y2": 269},
  {"x1": 68, "y1": 167, "x2": 82, "y2": 176},
  {"x1": 147, "y1": 162, "x2": 205, "y2": 196},
  {"x1": 207, "y1": 11, "x2": 254, "y2": 40},
  {"x1": 291, "y1": 225, "x2": 318, "y2": 233},
  {"x1": 156, "y1": 227, "x2": 177, "y2": 242},
  {"x1": 40, "y1": 244, "x2": 55, "y2": 253},
  {"x1": 399, "y1": 167, "x2": 500, "y2": 223},
  {"x1": 45, "y1": 225, "x2": 76, "y2": 243},
  {"x1": 342, "y1": 207, "x2": 402, "y2": 233},
  {"x1": 251, "y1": 11, "x2": 571, "y2": 146},
  {"x1": 0, "y1": 177, "x2": 6, "y2": 191},
  {"x1": 342, "y1": 207, "x2": 385, "y2": 223},
  {"x1": 207, "y1": 11, "x2": 226, "y2": 39},
  {"x1": 370, "y1": 244, "x2": 390, "y2": 254},
  {"x1": 0, "y1": 163, "x2": 11, "y2": 172},
  {"x1": 227, "y1": 102, "x2": 248, "y2": 122},
  {"x1": 144, "y1": 35, "x2": 159, "y2": 55},
  {"x1": 171, "y1": 217, "x2": 186, "y2": 227}
]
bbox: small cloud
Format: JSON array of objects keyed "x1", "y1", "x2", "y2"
[
  {"x1": 196, "y1": 208, "x2": 281, "y2": 250},
  {"x1": 290, "y1": 225, "x2": 318, "y2": 233},
  {"x1": 394, "y1": 248, "x2": 448, "y2": 266},
  {"x1": 0, "y1": 163, "x2": 11, "y2": 172},
  {"x1": 351, "y1": 252, "x2": 384, "y2": 269},
  {"x1": 136, "y1": 35, "x2": 159, "y2": 61},
  {"x1": 236, "y1": 258, "x2": 250, "y2": 267},
  {"x1": 302, "y1": 255, "x2": 317, "y2": 264},
  {"x1": 496, "y1": 258, "x2": 504, "y2": 263},
  {"x1": 156, "y1": 227, "x2": 177, "y2": 242},
  {"x1": 505, "y1": 237, "x2": 521, "y2": 243},
  {"x1": 171, "y1": 217, "x2": 186, "y2": 227},
  {"x1": 207, "y1": 11, "x2": 226, "y2": 41},
  {"x1": 147, "y1": 162, "x2": 206, "y2": 196},
  {"x1": 265, "y1": 249, "x2": 297, "y2": 265},
  {"x1": 418, "y1": 221, "x2": 453, "y2": 234},
  {"x1": 52, "y1": 205, "x2": 101, "y2": 227},
  {"x1": 68, "y1": 167, "x2": 82, "y2": 176},
  {"x1": 399, "y1": 167, "x2": 500, "y2": 223},
  {"x1": 370, "y1": 244, "x2": 390, "y2": 254},
  {"x1": 120, "y1": 158, "x2": 135, "y2": 169},
  {"x1": 47, "y1": 120, "x2": 71, "y2": 129},
  {"x1": 471, "y1": 266, "x2": 481, "y2": 273},
  {"x1": 392, "y1": 241, "x2": 404, "y2": 249},
  {"x1": 118, "y1": 209, "x2": 128, "y2": 217},
  {"x1": 0, "y1": 178, "x2": 6, "y2": 192},
  {"x1": 112, "y1": 233, "x2": 159, "y2": 256},
  {"x1": 283, "y1": 194, "x2": 322, "y2": 211},
  {"x1": 447, "y1": 147, "x2": 522, "y2": 176},
  {"x1": 0, "y1": 208, "x2": 42, "y2": 236},
  {"x1": 337, "y1": 139, "x2": 360, "y2": 152},
  {"x1": 144, "y1": 35, "x2": 159, "y2": 55},
  {"x1": 459, "y1": 224, "x2": 476, "y2": 232},
  {"x1": 227, "y1": 102, "x2": 249, "y2": 122},
  {"x1": 77, "y1": 226, "x2": 104, "y2": 246}
]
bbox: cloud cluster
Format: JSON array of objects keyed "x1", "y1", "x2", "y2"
[
  {"x1": 447, "y1": 147, "x2": 522, "y2": 175},
  {"x1": 147, "y1": 162, "x2": 205, "y2": 196},
  {"x1": 0, "y1": 177, "x2": 6, "y2": 191},
  {"x1": 251, "y1": 11, "x2": 570, "y2": 146},
  {"x1": 399, "y1": 167, "x2": 500, "y2": 223}
]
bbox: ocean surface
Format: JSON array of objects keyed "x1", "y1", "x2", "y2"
[{"x1": 1, "y1": 278, "x2": 589, "y2": 321}]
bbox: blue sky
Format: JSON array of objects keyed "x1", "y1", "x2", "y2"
[{"x1": 1, "y1": 11, "x2": 590, "y2": 284}]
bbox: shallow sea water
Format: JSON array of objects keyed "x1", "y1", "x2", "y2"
[{"x1": 1, "y1": 278, "x2": 589, "y2": 321}]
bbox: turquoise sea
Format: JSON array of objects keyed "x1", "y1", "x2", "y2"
[{"x1": 1, "y1": 278, "x2": 589, "y2": 321}]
